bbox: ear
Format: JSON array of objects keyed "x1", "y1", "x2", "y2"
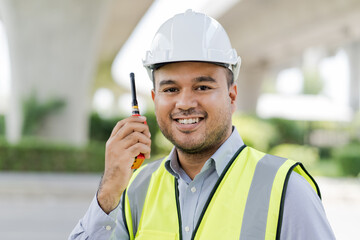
[
  {"x1": 229, "y1": 84, "x2": 237, "y2": 113},
  {"x1": 151, "y1": 89, "x2": 155, "y2": 102}
]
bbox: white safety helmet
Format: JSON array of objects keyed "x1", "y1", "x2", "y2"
[{"x1": 143, "y1": 9, "x2": 241, "y2": 81}]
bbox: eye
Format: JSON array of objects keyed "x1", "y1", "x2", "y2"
[
  {"x1": 164, "y1": 87, "x2": 179, "y2": 93},
  {"x1": 196, "y1": 85, "x2": 211, "y2": 91}
]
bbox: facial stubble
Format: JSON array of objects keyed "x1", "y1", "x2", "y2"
[{"x1": 157, "y1": 106, "x2": 232, "y2": 156}]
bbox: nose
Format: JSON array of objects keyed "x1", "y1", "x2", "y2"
[{"x1": 175, "y1": 89, "x2": 198, "y2": 110}]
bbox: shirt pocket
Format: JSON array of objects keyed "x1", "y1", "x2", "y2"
[{"x1": 135, "y1": 230, "x2": 177, "y2": 240}]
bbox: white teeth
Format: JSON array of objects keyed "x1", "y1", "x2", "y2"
[{"x1": 177, "y1": 118, "x2": 200, "y2": 124}]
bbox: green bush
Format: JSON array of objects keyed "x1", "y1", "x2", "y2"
[
  {"x1": 318, "y1": 146, "x2": 333, "y2": 159},
  {"x1": 333, "y1": 142, "x2": 360, "y2": 177},
  {"x1": 267, "y1": 118, "x2": 307, "y2": 145},
  {"x1": 269, "y1": 143, "x2": 319, "y2": 169},
  {"x1": 232, "y1": 113, "x2": 279, "y2": 152},
  {"x1": 0, "y1": 115, "x2": 4, "y2": 136},
  {"x1": 0, "y1": 138, "x2": 105, "y2": 172},
  {"x1": 89, "y1": 113, "x2": 121, "y2": 142},
  {"x1": 349, "y1": 112, "x2": 360, "y2": 141},
  {"x1": 153, "y1": 130, "x2": 173, "y2": 157},
  {"x1": 0, "y1": 112, "x2": 165, "y2": 173},
  {"x1": 22, "y1": 93, "x2": 65, "y2": 136}
]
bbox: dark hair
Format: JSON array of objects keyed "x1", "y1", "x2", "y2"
[{"x1": 225, "y1": 68, "x2": 234, "y2": 87}]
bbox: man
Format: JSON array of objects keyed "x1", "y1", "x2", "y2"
[{"x1": 70, "y1": 10, "x2": 335, "y2": 240}]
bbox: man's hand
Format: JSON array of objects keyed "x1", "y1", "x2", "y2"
[{"x1": 97, "y1": 115, "x2": 151, "y2": 214}]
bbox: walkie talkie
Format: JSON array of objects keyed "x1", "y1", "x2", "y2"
[{"x1": 130, "y1": 72, "x2": 145, "y2": 169}]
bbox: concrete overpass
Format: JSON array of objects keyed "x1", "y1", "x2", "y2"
[{"x1": 0, "y1": 0, "x2": 359, "y2": 145}]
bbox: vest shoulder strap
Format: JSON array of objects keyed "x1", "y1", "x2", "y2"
[{"x1": 124, "y1": 158, "x2": 165, "y2": 239}]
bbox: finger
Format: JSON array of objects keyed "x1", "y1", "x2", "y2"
[
  {"x1": 105, "y1": 131, "x2": 151, "y2": 165},
  {"x1": 110, "y1": 116, "x2": 147, "y2": 138},
  {"x1": 110, "y1": 120, "x2": 126, "y2": 138},
  {"x1": 114, "y1": 121, "x2": 150, "y2": 140},
  {"x1": 122, "y1": 132, "x2": 151, "y2": 149},
  {"x1": 127, "y1": 143, "x2": 151, "y2": 159}
]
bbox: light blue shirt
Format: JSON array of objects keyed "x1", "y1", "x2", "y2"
[{"x1": 69, "y1": 127, "x2": 335, "y2": 240}]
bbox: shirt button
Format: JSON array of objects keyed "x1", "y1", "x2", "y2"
[
  {"x1": 191, "y1": 187, "x2": 196, "y2": 193},
  {"x1": 105, "y1": 225, "x2": 112, "y2": 231},
  {"x1": 185, "y1": 226, "x2": 190, "y2": 232}
]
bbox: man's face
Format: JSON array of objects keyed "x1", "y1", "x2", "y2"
[{"x1": 151, "y1": 62, "x2": 237, "y2": 155}]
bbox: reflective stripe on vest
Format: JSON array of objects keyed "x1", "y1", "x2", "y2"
[
  {"x1": 123, "y1": 160, "x2": 164, "y2": 238},
  {"x1": 124, "y1": 146, "x2": 320, "y2": 240}
]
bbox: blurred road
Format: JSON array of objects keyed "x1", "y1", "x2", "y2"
[
  {"x1": 0, "y1": 172, "x2": 358, "y2": 240},
  {"x1": 0, "y1": 173, "x2": 100, "y2": 240}
]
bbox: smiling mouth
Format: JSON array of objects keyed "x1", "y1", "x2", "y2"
[{"x1": 176, "y1": 118, "x2": 200, "y2": 124}]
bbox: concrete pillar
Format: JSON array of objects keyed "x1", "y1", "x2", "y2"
[
  {"x1": 302, "y1": 47, "x2": 327, "y2": 95},
  {"x1": 0, "y1": 0, "x2": 111, "y2": 145},
  {"x1": 237, "y1": 63, "x2": 268, "y2": 113},
  {"x1": 345, "y1": 42, "x2": 360, "y2": 112}
]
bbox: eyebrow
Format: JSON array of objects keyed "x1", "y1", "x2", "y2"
[
  {"x1": 158, "y1": 79, "x2": 177, "y2": 88},
  {"x1": 158, "y1": 76, "x2": 217, "y2": 88},
  {"x1": 193, "y1": 76, "x2": 217, "y2": 83}
]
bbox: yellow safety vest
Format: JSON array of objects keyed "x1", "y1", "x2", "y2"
[{"x1": 123, "y1": 146, "x2": 320, "y2": 240}]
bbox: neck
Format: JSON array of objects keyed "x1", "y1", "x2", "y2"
[
  {"x1": 176, "y1": 149, "x2": 215, "y2": 180},
  {"x1": 176, "y1": 129, "x2": 232, "y2": 179}
]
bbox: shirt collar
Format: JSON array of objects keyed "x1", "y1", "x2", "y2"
[{"x1": 164, "y1": 126, "x2": 245, "y2": 180}]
